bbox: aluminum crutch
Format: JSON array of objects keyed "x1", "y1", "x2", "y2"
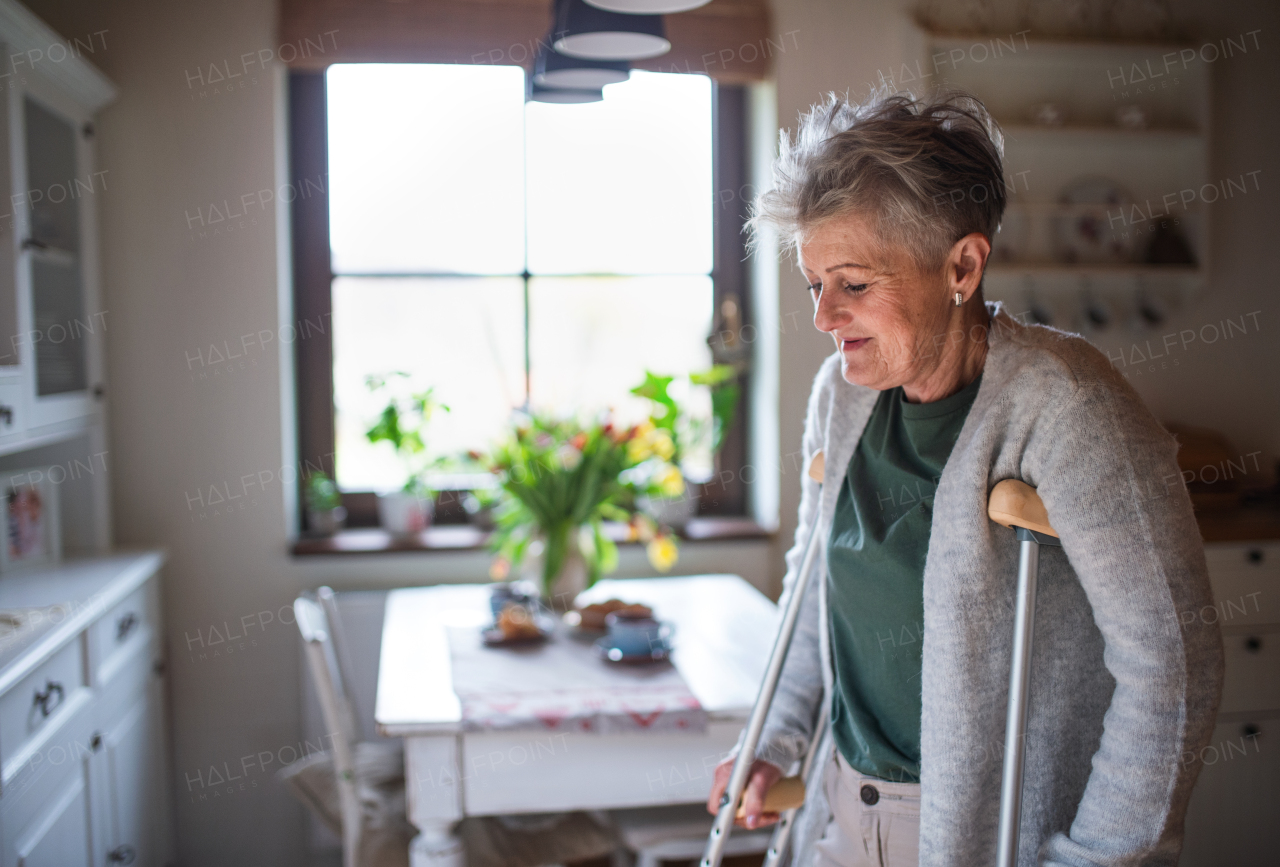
[
  {"x1": 701, "y1": 450, "x2": 827, "y2": 867},
  {"x1": 987, "y1": 479, "x2": 1060, "y2": 867},
  {"x1": 760, "y1": 706, "x2": 827, "y2": 867}
]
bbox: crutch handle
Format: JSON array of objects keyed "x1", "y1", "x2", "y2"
[
  {"x1": 987, "y1": 479, "x2": 1057, "y2": 538},
  {"x1": 734, "y1": 775, "x2": 806, "y2": 820},
  {"x1": 807, "y1": 450, "x2": 825, "y2": 482}
]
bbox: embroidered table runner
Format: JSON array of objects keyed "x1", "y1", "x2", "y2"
[{"x1": 446, "y1": 623, "x2": 707, "y2": 735}]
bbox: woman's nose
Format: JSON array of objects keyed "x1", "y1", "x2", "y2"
[{"x1": 812, "y1": 288, "x2": 849, "y2": 334}]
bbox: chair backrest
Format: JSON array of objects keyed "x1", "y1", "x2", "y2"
[
  {"x1": 294, "y1": 595, "x2": 363, "y2": 867},
  {"x1": 317, "y1": 586, "x2": 364, "y2": 740}
]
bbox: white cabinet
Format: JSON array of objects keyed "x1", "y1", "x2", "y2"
[
  {"x1": 1180, "y1": 541, "x2": 1280, "y2": 867},
  {"x1": 0, "y1": 0, "x2": 114, "y2": 458},
  {"x1": 9, "y1": 772, "x2": 95, "y2": 867},
  {"x1": 11, "y1": 74, "x2": 105, "y2": 430},
  {"x1": 0, "y1": 555, "x2": 170, "y2": 867},
  {"x1": 96, "y1": 694, "x2": 156, "y2": 866}
]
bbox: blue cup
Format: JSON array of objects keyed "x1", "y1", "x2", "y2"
[{"x1": 603, "y1": 612, "x2": 672, "y2": 658}]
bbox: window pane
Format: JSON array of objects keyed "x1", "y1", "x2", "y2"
[
  {"x1": 528, "y1": 274, "x2": 713, "y2": 436},
  {"x1": 526, "y1": 72, "x2": 713, "y2": 275},
  {"x1": 333, "y1": 277, "x2": 525, "y2": 492},
  {"x1": 327, "y1": 64, "x2": 526, "y2": 275}
]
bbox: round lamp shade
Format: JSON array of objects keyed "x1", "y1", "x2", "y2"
[
  {"x1": 534, "y1": 43, "x2": 630, "y2": 89},
  {"x1": 553, "y1": 0, "x2": 670, "y2": 61},
  {"x1": 528, "y1": 81, "x2": 604, "y2": 104},
  {"x1": 585, "y1": 0, "x2": 710, "y2": 12}
]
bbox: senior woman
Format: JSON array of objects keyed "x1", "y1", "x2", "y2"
[{"x1": 706, "y1": 90, "x2": 1223, "y2": 867}]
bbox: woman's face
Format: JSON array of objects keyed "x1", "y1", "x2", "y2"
[{"x1": 798, "y1": 214, "x2": 954, "y2": 392}]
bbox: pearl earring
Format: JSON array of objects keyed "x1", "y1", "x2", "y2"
[{"x1": 954, "y1": 291, "x2": 964, "y2": 307}]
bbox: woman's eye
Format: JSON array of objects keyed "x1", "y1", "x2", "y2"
[{"x1": 807, "y1": 281, "x2": 868, "y2": 294}]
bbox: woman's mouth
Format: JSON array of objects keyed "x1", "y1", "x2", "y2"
[{"x1": 842, "y1": 338, "x2": 870, "y2": 352}]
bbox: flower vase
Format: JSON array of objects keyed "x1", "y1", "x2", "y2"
[
  {"x1": 377, "y1": 490, "x2": 433, "y2": 536},
  {"x1": 534, "y1": 528, "x2": 588, "y2": 612}
]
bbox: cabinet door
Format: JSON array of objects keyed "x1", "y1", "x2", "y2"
[
  {"x1": 12, "y1": 76, "x2": 102, "y2": 429},
  {"x1": 99, "y1": 695, "x2": 152, "y2": 867},
  {"x1": 1179, "y1": 716, "x2": 1279, "y2": 867},
  {"x1": 8, "y1": 770, "x2": 94, "y2": 867}
]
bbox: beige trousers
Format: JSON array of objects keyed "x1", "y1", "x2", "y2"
[{"x1": 812, "y1": 747, "x2": 921, "y2": 867}]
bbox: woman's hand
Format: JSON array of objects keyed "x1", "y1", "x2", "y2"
[{"x1": 706, "y1": 755, "x2": 784, "y2": 829}]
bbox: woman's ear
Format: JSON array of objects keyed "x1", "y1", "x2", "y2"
[{"x1": 948, "y1": 233, "x2": 991, "y2": 303}]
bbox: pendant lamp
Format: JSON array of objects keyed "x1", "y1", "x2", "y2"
[
  {"x1": 552, "y1": 0, "x2": 670, "y2": 61},
  {"x1": 527, "y1": 80, "x2": 604, "y2": 104},
  {"x1": 534, "y1": 41, "x2": 630, "y2": 89},
  {"x1": 584, "y1": 0, "x2": 710, "y2": 12}
]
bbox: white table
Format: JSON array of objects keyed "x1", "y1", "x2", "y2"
[{"x1": 375, "y1": 574, "x2": 778, "y2": 867}]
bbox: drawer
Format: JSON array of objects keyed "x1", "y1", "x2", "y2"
[
  {"x1": 0, "y1": 382, "x2": 21, "y2": 438},
  {"x1": 0, "y1": 638, "x2": 86, "y2": 773},
  {"x1": 1220, "y1": 628, "x2": 1280, "y2": 714},
  {"x1": 90, "y1": 581, "x2": 153, "y2": 683},
  {"x1": 1203, "y1": 543, "x2": 1280, "y2": 627},
  {"x1": 1178, "y1": 714, "x2": 1280, "y2": 867}
]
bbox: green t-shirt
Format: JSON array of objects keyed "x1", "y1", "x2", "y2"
[{"x1": 827, "y1": 374, "x2": 983, "y2": 783}]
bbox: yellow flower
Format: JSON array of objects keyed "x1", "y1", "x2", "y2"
[
  {"x1": 657, "y1": 464, "x2": 685, "y2": 497},
  {"x1": 627, "y1": 439, "x2": 652, "y2": 463},
  {"x1": 651, "y1": 429, "x2": 675, "y2": 461},
  {"x1": 647, "y1": 534, "x2": 679, "y2": 572}
]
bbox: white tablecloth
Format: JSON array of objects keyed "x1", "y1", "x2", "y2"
[{"x1": 446, "y1": 622, "x2": 707, "y2": 735}]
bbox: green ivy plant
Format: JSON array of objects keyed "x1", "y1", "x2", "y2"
[{"x1": 364, "y1": 372, "x2": 450, "y2": 495}]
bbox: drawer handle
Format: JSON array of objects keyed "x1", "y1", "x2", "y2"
[
  {"x1": 1247, "y1": 548, "x2": 1264, "y2": 564},
  {"x1": 107, "y1": 844, "x2": 136, "y2": 865},
  {"x1": 0, "y1": 404, "x2": 12, "y2": 426},
  {"x1": 1242, "y1": 723, "x2": 1261, "y2": 739},
  {"x1": 116, "y1": 611, "x2": 138, "y2": 642},
  {"x1": 33, "y1": 680, "x2": 64, "y2": 718},
  {"x1": 1244, "y1": 636, "x2": 1263, "y2": 653}
]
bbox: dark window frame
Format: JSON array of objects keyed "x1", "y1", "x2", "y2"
[{"x1": 288, "y1": 69, "x2": 754, "y2": 534}]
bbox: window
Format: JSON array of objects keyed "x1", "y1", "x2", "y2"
[{"x1": 290, "y1": 65, "x2": 752, "y2": 531}]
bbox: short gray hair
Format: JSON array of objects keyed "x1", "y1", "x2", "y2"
[{"x1": 749, "y1": 89, "x2": 1007, "y2": 274}]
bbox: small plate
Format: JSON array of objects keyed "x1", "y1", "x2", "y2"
[
  {"x1": 593, "y1": 636, "x2": 672, "y2": 664},
  {"x1": 482, "y1": 611, "x2": 557, "y2": 647}
]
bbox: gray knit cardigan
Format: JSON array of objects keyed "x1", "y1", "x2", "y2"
[{"x1": 757, "y1": 303, "x2": 1224, "y2": 867}]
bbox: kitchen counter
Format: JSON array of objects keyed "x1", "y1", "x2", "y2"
[{"x1": 0, "y1": 551, "x2": 165, "y2": 695}]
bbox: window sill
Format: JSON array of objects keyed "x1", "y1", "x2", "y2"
[{"x1": 289, "y1": 517, "x2": 771, "y2": 557}]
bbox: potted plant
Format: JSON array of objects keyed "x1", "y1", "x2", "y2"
[
  {"x1": 303, "y1": 471, "x2": 347, "y2": 536},
  {"x1": 364, "y1": 372, "x2": 449, "y2": 536},
  {"x1": 484, "y1": 413, "x2": 679, "y2": 608},
  {"x1": 628, "y1": 365, "x2": 740, "y2": 527}
]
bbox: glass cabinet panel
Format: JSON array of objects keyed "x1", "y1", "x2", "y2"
[
  {"x1": 24, "y1": 97, "x2": 80, "y2": 253},
  {"x1": 24, "y1": 96, "x2": 88, "y2": 397},
  {"x1": 0, "y1": 74, "x2": 16, "y2": 366},
  {"x1": 31, "y1": 257, "x2": 87, "y2": 395}
]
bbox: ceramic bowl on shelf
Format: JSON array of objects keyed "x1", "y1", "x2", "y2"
[
  {"x1": 992, "y1": 208, "x2": 1029, "y2": 263},
  {"x1": 1115, "y1": 104, "x2": 1149, "y2": 130},
  {"x1": 1051, "y1": 177, "x2": 1138, "y2": 265},
  {"x1": 1028, "y1": 102, "x2": 1067, "y2": 126}
]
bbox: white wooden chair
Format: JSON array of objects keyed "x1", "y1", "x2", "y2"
[
  {"x1": 295, "y1": 593, "x2": 367, "y2": 867},
  {"x1": 293, "y1": 592, "x2": 412, "y2": 867}
]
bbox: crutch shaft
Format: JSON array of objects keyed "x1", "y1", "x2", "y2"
[
  {"x1": 761, "y1": 710, "x2": 828, "y2": 867},
  {"x1": 996, "y1": 537, "x2": 1040, "y2": 867},
  {"x1": 701, "y1": 507, "x2": 827, "y2": 867}
]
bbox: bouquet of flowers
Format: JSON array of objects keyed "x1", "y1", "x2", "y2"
[{"x1": 485, "y1": 412, "x2": 680, "y2": 598}]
